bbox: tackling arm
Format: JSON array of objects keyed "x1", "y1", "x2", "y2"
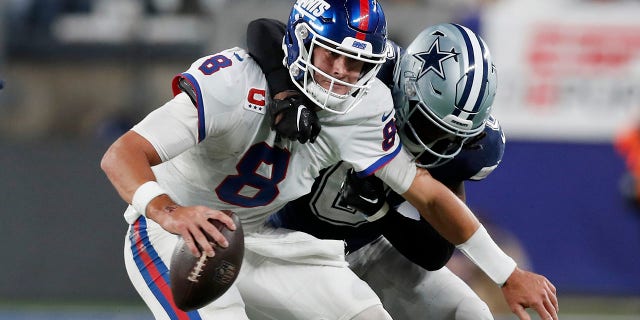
[
  {"x1": 401, "y1": 167, "x2": 558, "y2": 320},
  {"x1": 246, "y1": 18, "x2": 320, "y2": 143},
  {"x1": 246, "y1": 18, "x2": 293, "y2": 97},
  {"x1": 339, "y1": 168, "x2": 455, "y2": 270},
  {"x1": 380, "y1": 211, "x2": 455, "y2": 270},
  {"x1": 402, "y1": 168, "x2": 480, "y2": 245},
  {"x1": 385, "y1": 178, "x2": 464, "y2": 271}
]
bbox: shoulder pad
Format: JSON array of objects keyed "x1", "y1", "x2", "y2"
[
  {"x1": 429, "y1": 115, "x2": 505, "y2": 183},
  {"x1": 177, "y1": 77, "x2": 198, "y2": 106},
  {"x1": 376, "y1": 40, "x2": 402, "y2": 90}
]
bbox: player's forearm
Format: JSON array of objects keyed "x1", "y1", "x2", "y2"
[
  {"x1": 446, "y1": 181, "x2": 466, "y2": 202},
  {"x1": 403, "y1": 168, "x2": 480, "y2": 245},
  {"x1": 404, "y1": 169, "x2": 517, "y2": 285},
  {"x1": 100, "y1": 130, "x2": 162, "y2": 205}
]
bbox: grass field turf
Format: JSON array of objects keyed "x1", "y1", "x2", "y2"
[{"x1": 0, "y1": 295, "x2": 637, "y2": 319}]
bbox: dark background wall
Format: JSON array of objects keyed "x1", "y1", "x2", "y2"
[{"x1": 0, "y1": 140, "x2": 138, "y2": 302}]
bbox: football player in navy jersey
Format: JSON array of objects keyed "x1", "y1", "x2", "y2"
[{"x1": 247, "y1": 19, "x2": 557, "y2": 320}]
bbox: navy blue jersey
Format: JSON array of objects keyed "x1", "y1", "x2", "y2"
[
  {"x1": 376, "y1": 40, "x2": 402, "y2": 90},
  {"x1": 429, "y1": 115, "x2": 505, "y2": 185}
]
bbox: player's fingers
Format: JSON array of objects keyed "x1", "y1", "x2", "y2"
[
  {"x1": 310, "y1": 122, "x2": 320, "y2": 143},
  {"x1": 210, "y1": 210, "x2": 236, "y2": 231},
  {"x1": 200, "y1": 219, "x2": 229, "y2": 249},
  {"x1": 531, "y1": 301, "x2": 552, "y2": 320},
  {"x1": 548, "y1": 280, "x2": 557, "y2": 295},
  {"x1": 543, "y1": 296, "x2": 558, "y2": 320},
  {"x1": 190, "y1": 228, "x2": 216, "y2": 257},
  {"x1": 182, "y1": 235, "x2": 202, "y2": 258},
  {"x1": 511, "y1": 304, "x2": 531, "y2": 320},
  {"x1": 547, "y1": 284, "x2": 559, "y2": 313}
]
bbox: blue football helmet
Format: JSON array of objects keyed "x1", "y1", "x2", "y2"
[
  {"x1": 393, "y1": 23, "x2": 498, "y2": 167},
  {"x1": 283, "y1": 0, "x2": 388, "y2": 114}
]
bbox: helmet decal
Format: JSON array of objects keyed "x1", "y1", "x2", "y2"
[
  {"x1": 293, "y1": 0, "x2": 331, "y2": 17},
  {"x1": 412, "y1": 37, "x2": 459, "y2": 80},
  {"x1": 353, "y1": 0, "x2": 370, "y2": 40},
  {"x1": 450, "y1": 23, "x2": 491, "y2": 119}
]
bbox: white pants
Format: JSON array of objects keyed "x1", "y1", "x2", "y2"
[
  {"x1": 347, "y1": 237, "x2": 494, "y2": 320},
  {"x1": 124, "y1": 216, "x2": 384, "y2": 320}
]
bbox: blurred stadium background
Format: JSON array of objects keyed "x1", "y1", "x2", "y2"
[{"x1": 1, "y1": 0, "x2": 639, "y2": 319}]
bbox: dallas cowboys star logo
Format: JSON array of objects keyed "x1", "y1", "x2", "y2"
[{"x1": 413, "y1": 37, "x2": 458, "y2": 80}]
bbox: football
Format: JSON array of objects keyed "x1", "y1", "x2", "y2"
[{"x1": 170, "y1": 210, "x2": 244, "y2": 311}]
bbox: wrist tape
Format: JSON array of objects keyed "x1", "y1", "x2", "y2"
[
  {"x1": 132, "y1": 181, "x2": 167, "y2": 217},
  {"x1": 456, "y1": 225, "x2": 517, "y2": 286}
]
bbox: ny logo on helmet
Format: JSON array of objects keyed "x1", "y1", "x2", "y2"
[
  {"x1": 352, "y1": 41, "x2": 367, "y2": 50},
  {"x1": 294, "y1": 0, "x2": 331, "y2": 17}
]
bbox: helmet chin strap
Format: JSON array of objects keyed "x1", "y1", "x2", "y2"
[{"x1": 306, "y1": 79, "x2": 350, "y2": 111}]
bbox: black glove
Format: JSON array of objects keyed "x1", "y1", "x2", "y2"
[
  {"x1": 339, "y1": 169, "x2": 389, "y2": 221},
  {"x1": 269, "y1": 93, "x2": 321, "y2": 144}
]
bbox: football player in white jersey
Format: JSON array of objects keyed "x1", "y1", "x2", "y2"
[
  {"x1": 101, "y1": 2, "x2": 557, "y2": 320},
  {"x1": 102, "y1": 1, "x2": 399, "y2": 319},
  {"x1": 246, "y1": 19, "x2": 559, "y2": 320}
]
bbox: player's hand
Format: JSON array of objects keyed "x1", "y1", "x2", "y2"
[
  {"x1": 338, "y1": 169, "x2": 389, "y2": 221},
  {"x1": 153, "y1": 204, "x2": 237, "y2": 258},
  {"x1": 501, "y1": 267, "x2": 559, "y2": 320},
  {"x1": 269, "y1": 91, "x2": 321, "y2": 143}
]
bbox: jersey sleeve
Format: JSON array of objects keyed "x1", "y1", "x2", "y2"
[
  {"x1": 339, "y1": 87, "x2": 403, "y2": 173},
  {"x1": 170, "y1": 49, "x2": 251, "y2": 142},
  {"x1": 246, "y1": 18, "x2": 293, "y2": 97},
  {"x1": 429, "y1": 115, "x2": 506, "y2": 185},
  {"x1": 132, "y1": 93, "x2": 199, "y2": 161},
  {"x1": 375, "y1": 146, "x2": 417, "y2": 195}
]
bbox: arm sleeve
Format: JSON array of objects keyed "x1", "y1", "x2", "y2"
[
  {"x1": 246, "y1": 18, "x2": 294, "y2": 97},
  {"x1": 377, "y1": 209, "x2": 455, "y2": 271}
]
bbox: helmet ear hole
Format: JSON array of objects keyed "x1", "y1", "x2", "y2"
[{"x1": 295, "y1": 24, "x2": 310, "y2": 41}]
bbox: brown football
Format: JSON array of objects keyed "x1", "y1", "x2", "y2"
[{"x1": 170, "y1": 210, "x2": 244, "y2": 311}]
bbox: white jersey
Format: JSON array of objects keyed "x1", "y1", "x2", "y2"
[{"x1": 127, "y1": 47, "x2": 410, "y2": 231}]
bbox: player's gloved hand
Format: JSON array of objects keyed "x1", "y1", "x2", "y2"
[
  {"x1": 269, "y1": 92, "x2": 321, "y2": 144},
  {"x1": 338, "y1": 169, "x2": 389, "y2": 222}
]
